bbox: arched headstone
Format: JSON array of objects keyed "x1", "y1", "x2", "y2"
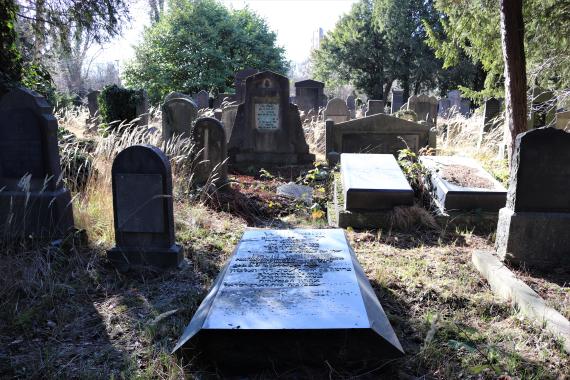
[
  {"x1": 108, "y1": 144, "x2": 182, "y2": 270},
  {"x1": 164, "y1": 91, "x2": 193, "y2": 103},
  {"x1": 161, "y1": 97, "x2": 198, "y2": 141},
  {"x1": 407, "y1": 94, "x2": 438, "y2": 125},
  {"x1": 323, "y1": 98, "x2": 350, "y2": 123},
  {"x1": 192, "y1": 117, "x2": 228, "y2": 186},
  {"x1": 0, "y1": 87, "x2": 74, "y2": 238}
]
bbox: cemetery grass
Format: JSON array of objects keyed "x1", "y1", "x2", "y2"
[{"x1": 1, "y1": 115, "x2": 568, "y2": 379}]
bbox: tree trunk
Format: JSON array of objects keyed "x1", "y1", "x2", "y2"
[
  {"x1": 500, "y1": 0, "x2": 527, "y2": 163},
  {"x1": 383, "y1": 79, "x2": 393, "y2": 104}
]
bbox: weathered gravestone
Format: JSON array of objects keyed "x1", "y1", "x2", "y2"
[
  {"x1": 161, "y1": 97, "x2": 198, "y2": 141},
  {"x1": 365, "y1": 100, "x2": 384, "y2": 116},
  {"x1": 173, "y1": 228, "x2": 404, "y2": 372},
  {"x1": 234, "y1": 68, "x2": 259, "y2": 103},
  {"x1": 460, "y1": 98, "x2": 471, "y2": 116},
  {"x1": 529, "y1": 88, "x2": 556, "y2": 128},
  {"x1": 391, "y1": 90, "x2": 404, "y2": 114},
  {"x1": 193, "y1": 90, "x2": 210, "y2": 110},
  {"x1": 420, "y1": 156, "x2": 506, "y2": 229},
  {"x1": 448, "y1": 90, "x2": 461, "y2": 112},
  {"x1": 407, "y1": 94, "x2": 438, "y2": 125},
  {"x1": 483, "y1": 98, "x2": 502, "y2": 132},
  {"x1": 135, "y1": 89, "x2": 150, "y2": 127},
  {"x1": 87, "y1": 90, "x2": 100, "y2": 121},
  {"x1": 330, "y1": 154, "x2": 413, "y2": 228},
  {"x1": 164, "y1": 91, "x2": 193, "y2": 103},
  {"x1": 496, "y1": 127, "x2": 570, "y2": 269},
  {"x1": 227, "y1": 71, "x2": 314, "y2": 166},
  {"x1": 192, "y1": 117, "x2": 228, "y2": 186},
  {"x1": 346, "y1": 95, "x2": 356, "y2": 111},
  {"x1": 556, "y1": 110, "x2": 570, "y2": 130},
  {"x1": 294, "y1": 79, "x2": 325, "y2": 113},
  {"x1": 323, "y1": 98, "x2": 350, "y2": 123},
  {"x1": 438, "y1": 98, "x2": 451, "y2": 117},
  {"x1": 0, "y1": 87, "x2": 74, "y2": 238},
  {"x1": 325, "y1": 113, "x2": 436, "y2": 166},
  {"x1": 108, "y1": 145, "x2": 182, "y2": 270},
  {"x1": 276, "y1": 182, "x2": 313, "y2": 204}
]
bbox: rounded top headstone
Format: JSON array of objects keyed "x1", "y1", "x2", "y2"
[{"x1": 113, "y1": 144, "x2": 171, "y2": 177}]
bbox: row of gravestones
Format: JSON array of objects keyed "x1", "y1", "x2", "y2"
[{"x1": 322, "y1": 93, "x2": 438, "y2": 125}]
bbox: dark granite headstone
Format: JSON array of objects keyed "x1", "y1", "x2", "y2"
[
  {"x1": 0, "y1": 87, "x2": 74, "y2": 238},
  {"x1": 227, "y1": 71, "x2": 314, "y2": 166},
  {"x1": 192, "y1": 117, "x2": 228, "y2": 186},
  {"x1": 135, "y1": 89, "x2": 149, "y2": 127},
  {"x1": 324, "y1": 98, "x2": 350, "y2": 123},
  {"x1": 193, "y1": 90, "x2": 210, "y2": 110},
  {"x1": 407, "y1": 94, "x2": 438, "y2": 125},
  {"x1": 365, "y1": 100, "x2": 384, "y2": 116},
  {"x1": 234, "y1": 68, "x2": 259, "y2": 103},
  {"x1": 161, "y1": 97, "x2": 198, "y2": 141},
  {"x1": 173, "y1": 228, "x2": 404, "y2": 372},
  {"x1": 496, "y1": 127, "x2": 570, "y2": 269},
  {"x1": 108, "y1": 145, "x2": 182, "y2": 270},
  {"x1": 390, "y1": 90, "x2": 404, "y2": 114},
  {"x1": 483, "y1": 98, "x2": 501, "y2": 132},
  {"x1": 294, "y1": 79, "x2": 325, "y2": 113},
  {"x1": 346, "y1": 95, "x2": 356, "y2": 111},
  {"x1": 87, "y1": 90, "x2": 100, "y2": 120}
]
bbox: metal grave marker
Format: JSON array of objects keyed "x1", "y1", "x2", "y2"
[{"x1": 173, "y1": 228, "x2": 404, "y2": 371}]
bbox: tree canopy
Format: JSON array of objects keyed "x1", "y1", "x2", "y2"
[
  {"x1": 123, "y1": 0, "x2": 289, "y2": 103},
  {"x1": 425, "y1": 0, "x2": 570, "y2": 100},
  {"x1": 312, "y1": 0, "x2": 483, "y2": 100}
]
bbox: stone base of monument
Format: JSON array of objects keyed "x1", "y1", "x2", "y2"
[
  {"x1": 496, "y1": 208, "x2": 570, "y2": 270},
  {"x1": 173, "y1": 229, "x2": 404, "y2": 373},
  {"x1": 107, "y1": 244, "x2": 183, "y2": 271},
  {"x1": 0, "y1": 188, "x2": 74, "y2": 238},
  {"x1": 433, "y1": 209, "x2": 499, "y2": 232}
]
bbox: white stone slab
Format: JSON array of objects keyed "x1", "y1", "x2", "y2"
[
  {"x1": 341, "y1": 153, "x2": 412, "y2": 192},
  {"x1": 203, "y1": 229, "x2": 369, "y2": 330}
]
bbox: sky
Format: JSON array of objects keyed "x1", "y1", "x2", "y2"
[{"x1": 96, "y1": 0, "x2": 357, "y2": 66}]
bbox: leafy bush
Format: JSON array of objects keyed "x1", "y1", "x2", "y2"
[{"x1": 98, "y1": 84, "x2": 143, "y2": 129}]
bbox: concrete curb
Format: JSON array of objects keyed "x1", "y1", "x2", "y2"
[{"x1": 472, "y1": 251, "x2": 570, "y2": 354}]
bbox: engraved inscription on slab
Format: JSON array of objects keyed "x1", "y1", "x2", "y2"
[
  {"x1": 204, "y1": 229, "x2": 369, "y2": 329},
  {"x1": 255, "y1": 103, "x2": 280, "y2": 130},
  {"x1": 342, "y1": 133, "x2": 420, "y2": 155},
  {"x1": 116, "y1": 173, "x2": 165, "y2": 233}
]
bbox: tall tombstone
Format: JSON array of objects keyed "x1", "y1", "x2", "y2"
[
  {"x1": 135, "y1": 89, "x2": 149, "y2": 127},
  {"x1": 234, "y1": 68, "x2": 259, "y2": 104},
  {"x1": 496, "y1": 127, "x2": 570, "y2": 270},
  {"x1": 323, "y1": 98, "x2": 350, "y2": 123},
  {"x1": 365, "y1": 100, "x2": 384, "y2": 116},
  {"x1": 438, "y1": 98, "x2": 451, "y2": 117},
  {"x1": 390, "y1": 90, "x2": 404, "y2": 114},
  {"x1": 0, "y1": 87, "x2": 74, "y2": 238},
  {"x1": 483, "y1": 98, "x2": 502, "y2": 132},
  {"x1": 346, "y1": 95, "x2": 356, "y2": 112},
  {"x1": 192, "y1": 117, "x2": 228, "y2": 186},
  {"x1": 161, "y1": 97, "x2": 198, "y2": 141},
  {"x1": 108, "y1": 145, "x2": 182, "y2": 271},
  {"x1": 193, "y1": 90, "x2": 210, "y2": 110},
  {"x1": 87, "y1": 90, "x2": 100, "y2": 121},
  {"x1": 227, "y1": 71, "x2": 314, "y2": 166},
  {"x1": 459, "y1": 98, "x2": 471, "y2": 116},
  {"x1": 407, "y1": 94, "x2": 438, "y2": 125},
  {"x1": 294, "y1": 79, "x2": 325, "y2": 113},
  {"x1": 448, "y1": 90, "x2": 461, "y2": 111}
]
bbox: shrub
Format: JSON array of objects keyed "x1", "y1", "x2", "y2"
[{"x1": 98, "y1": 85, "x2": 144, "y2": 129}]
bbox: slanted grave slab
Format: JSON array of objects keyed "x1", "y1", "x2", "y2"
[
  {"x1": 420, "y1": 156, "x2": 506, "y2": 213},
  {"x1": 342, "y1": 153, "x2": 413, "y2": 210},
  {"x1": 172, "y1": 228, "x2": 404, "y2": 372}
]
